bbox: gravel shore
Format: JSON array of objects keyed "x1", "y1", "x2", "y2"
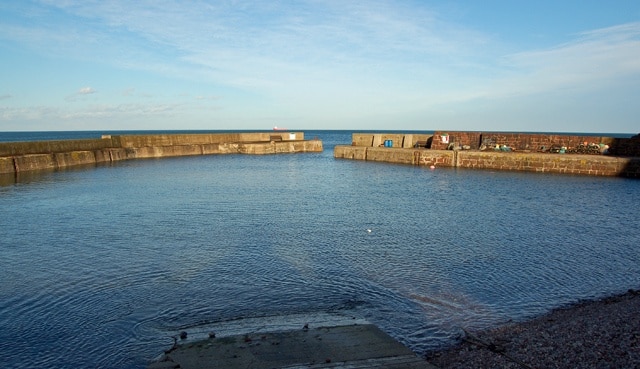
[{"x1": 426, "y1": 290, "x2": 640, "y2": 369}]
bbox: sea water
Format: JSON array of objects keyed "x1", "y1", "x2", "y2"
[{"x1": 1, "y1": 130, "x2": 639, "y2": 368}]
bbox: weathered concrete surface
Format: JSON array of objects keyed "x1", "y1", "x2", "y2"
[
  {"x1": 0, "y1": 137, "x2": 114, "y2": 157},
  {"x1": 237, "y1": 140, "x2": 323, "y2": 155},
  {"x1": 0, "y1": 157, "x2": 14, "y2": 174},
  {"x1": 93, "y1": 148, "x2": 129, "y2": 163},
  {"x1": 13, "y1": 154, "x2": 57, "y2": 172},
  {"x1": 334, "y1": 146, "x2": 454, "y2": 167},
  {"x1": 0, "y1": 133, "x2": 322, "y2": 175},
  {"x1": 455, "y1": 150, "x2": 637, "y2": 177},
  {"x1": 149, "y1": 324, "x2": 435, "y2": 369},
  {"x1": 114, "y1": 132, "x2": 305, "y2": 148},
  {"x1": 351, "y1": 133, "x2": 432, "y2": 149},
  {"x1": 401, "y1": 134, "x2": 433, "y2": 148},
  {"x1": 54, "y1": 151, "x2": 97, "y2": 168},
  {"x1": 334, "y1": 145, "x2": 640, "y2": 178},
  {"x1": 127, "y1": 145, "x2": 205, "y2": 159},
  {"x1": 333, "y1": 146, "x2": 368, "y2": 160},
  {"x1": 430, "y1": 130, "x2": 640, "y2": 156}
]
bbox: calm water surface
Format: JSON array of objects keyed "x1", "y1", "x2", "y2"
[{"x1": 1, "y1": 131, "x2": 639, "y2": 368}]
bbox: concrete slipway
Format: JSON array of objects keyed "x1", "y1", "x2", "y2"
[{"x1": 148, "y1": 314, "x2": 437, "y2": 369}]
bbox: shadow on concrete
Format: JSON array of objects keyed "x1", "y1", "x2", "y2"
[
  {"x1": 620, "y1": 157, "x2": 640, "y2": 178},
  {"x1": 608, "y1": 134, "x2": 640, "y2": 178}
]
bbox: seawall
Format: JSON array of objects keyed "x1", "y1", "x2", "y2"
[
  {"x1": 334, "y1": 133, "x2": 640, "y2": 178},
  {"x1": 0, "y1": 132, "x2": 322, "y2": 175},
  {"x1": 430, "y1": 131, "x2": 640, "y2": 157}
]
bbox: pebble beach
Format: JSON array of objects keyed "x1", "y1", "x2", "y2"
[{"x1": 426, "y1": 290, "x2": 640, "y2": 369}]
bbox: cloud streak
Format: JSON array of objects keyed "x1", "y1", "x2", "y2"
[
  {"x1": 495, "y1": 22, "x2": 640, "y2": 96},
  {"x1": 1, "y1": 1, "x2": 639, "y2": 132},
  {"x1": 45, "y1": 2, "x2": 638, "y2": 101},
  {"x1": 65, "y1": 86, "x2": 97, "y2": 102},
  {"x1": 18, "y1": 1, "x2": 489, "y2": 88},
  {"x1": 2, "y1": 103, "x2": 172, "y2": 119},
  {"x1": 78, "y1": 87, "x2": 96, "y2": 95}
]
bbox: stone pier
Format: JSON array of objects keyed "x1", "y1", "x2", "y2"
[
  {"x1": 0, "y1": 132, "x2": 322, "y2": 176},
  {"x1": 334, "y1": 133, "x2": 640, "y2": 178}
]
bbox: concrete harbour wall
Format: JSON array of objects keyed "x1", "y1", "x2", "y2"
[
  {"x1": 429, "y1": 130, "x2": 640, "y2": 156},
  {"x1": 335, "y1": 146, "x2": 455, "y2": 167},
  {"x1": 0, "y1": 132, "x2": 321, "y2": 175},
  {"x1": 0, "y1": 138, "x2": 114, "y2": 157},
  {"x1": 350, "y1": 133, "x2": 433, "y2": 148},
  {"x1": 336, "y1": 133, "x2": 640, "y2": 178},
  {"x1": 455, "y1": 150, "x2": 637, "y2": 177}
]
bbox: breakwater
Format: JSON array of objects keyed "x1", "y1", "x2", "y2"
[
  {"x1": 334, "y1": 132, "x2": 640, "y2": 178},
  {"x1": 2, "y1": 129, "x2": 639, "y2": 369},
  {"x1": 0, "y1": 132, "x2": 322, "y2": 175}
]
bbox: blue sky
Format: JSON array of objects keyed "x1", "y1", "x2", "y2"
[{"x1": 1, "y1": 1, "x2": 639, "y2": 133}]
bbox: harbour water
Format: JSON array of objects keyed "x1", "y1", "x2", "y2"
[{"x1": 1, "y1": 130, "x2": 639, "y2": 368}]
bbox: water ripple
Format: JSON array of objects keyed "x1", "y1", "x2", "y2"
[{"x1": 1, "y1": 133, "x2": 640, "y2": 368}]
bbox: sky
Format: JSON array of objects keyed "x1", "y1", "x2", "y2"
[{"x1": 1, "y1": 1, "x2": 639, "y2": 133}]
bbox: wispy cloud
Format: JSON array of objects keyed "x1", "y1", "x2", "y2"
[
  {"x1": 1, "y1": 102, "x2": 185, "y2": 126},
  {"x1": 0, "y1": 94, "x2": 12, "y2": 101},
  {"x1": 65, "y1": 86, "x2": 97, "y2": 101},
  {"x1": 1, "y1": 1, "x2": 638, "y2": 131},
  {"x1": 78, "y1": 86, "x2": 96, "y2": 95},
  {"x1": 1, "y1": 98, "x2": 222, "y2": 129},
  {"x1": 195, "y1": 95, "x2": 220, "y2": 101},
  {"x1": 60, "y1": 103, "x2": 182, "y2": 119},
  {"x1": 1, "y1": 105, "x2": 60, "y2": 121},
  {"x1": 494, "y1": 22, "x2": 640, "y2": 97},
  {"x1": 122, "y1": 87, "x2": 135, "y2": 96},
  {"x1": 13, "y1": 1, "x2": 490, "y2": 89}
]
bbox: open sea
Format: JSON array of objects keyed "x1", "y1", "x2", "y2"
[{"x1": 1, "y1": 130, "x2": 639, "y2": 368}]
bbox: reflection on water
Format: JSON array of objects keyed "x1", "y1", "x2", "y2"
[{"x1": 1, "y1": 131, "x2": 639, "y2": 368}]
